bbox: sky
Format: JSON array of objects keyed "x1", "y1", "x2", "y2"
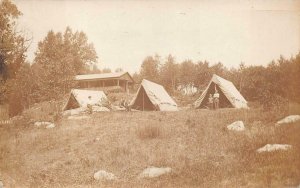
[{"x1": 14, "y1": 0, "x2": 300, "y2": 73}]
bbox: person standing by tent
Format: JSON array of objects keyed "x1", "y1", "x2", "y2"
[
  {"x1": 213, "y1": 90, "x2": 220, "y2": 109},
  {"x1": 208, "y1": 94, "x2": 213, "y2": 110},
  {"x1": 87, "y1": 96, "x2": 93, "y2": 114}
]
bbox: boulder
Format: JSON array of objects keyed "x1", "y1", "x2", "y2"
[
  {"x1": 227, "y1": 121, "x2": 245, "y2": 131},
  {"x1": 276, "y1": 115, "x2": 300, "y2": 126},
  {"x1": 94, "y1": 170, "x2": 117, "y2": 181},
  {"x1": 139, "y1": 167, "x2": 171, "y2": 178},
  {"x1": 46, "y1": 123, "x2": 55, "y2": 129},
  {"x1": 34, "y1": 121, "x2": 54, "y2": 128},
  {"x1": 257, "y1": 144, "x2": 292, "y2": 153}
]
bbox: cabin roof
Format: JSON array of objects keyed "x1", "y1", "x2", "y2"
[{"x1": 75, "y1": 72, "x2": 134, "y2": 82}]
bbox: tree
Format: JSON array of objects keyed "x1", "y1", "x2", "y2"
[
  {"x1": 289, "y1": 53, "x2": 300, "y2": 102},
  {"x1": 210, "y1": 62, "x2": 227, "y2": 77},
  {"x1": 0, "y1": 0, "x2": 29, "y2": 103},
  {"x1": 179, "y1": 60, "x2": 196, "y2": 86},
  {"x1": 115, "y1": 68, "x2": 123, "y2": 72},
  {"x1": 89, "y1": 64, "x2": 102, "y2": 74},
  {"x1": 102, "y1": 68, "x2": 111, "y2": 73},
  {"x1": 33, "y1": 27, "x2": 97, "y2": 100},
  {"x1": 159, "y1": 54, "x2": 179, "y2": 93},
  {"x1": 194, "y1": 61, "x2": 211, "y2": 89},
  {"x1": 8, "y1": 62, "x2": 37, "y2": 116},
  {"x1": 132, "y1": 71, "x2": 142, "y2": 83},
  {"x1": 140, "y1": 55, "x2": 160, "y2": 82}
]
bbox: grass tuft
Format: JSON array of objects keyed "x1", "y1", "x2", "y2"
[{"x1": 137, "y1": 124, "x2": 161, "y2": 140}]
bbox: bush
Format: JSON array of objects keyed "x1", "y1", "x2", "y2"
[
  {"x1": 259, "y1": 90, "x2": 288, "y2": 111},
  {"x1": 100, "y1": 98, "x2": 112, "y2": 110}
]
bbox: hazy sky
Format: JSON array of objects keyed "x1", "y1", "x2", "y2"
[{"x1": 15, "y1": 0, "x2": 300, "y2": 73}]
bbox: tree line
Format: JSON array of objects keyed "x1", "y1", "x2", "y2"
[
  {"x1": 1, "y1": 0, "x2": 299, "y2": 117},
  {"x1": 134, "y1": 53, "x2": 300, "y2": 109}
]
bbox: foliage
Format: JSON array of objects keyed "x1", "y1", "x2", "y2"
[
  {"x1": 139, "y1": 55, "x2": 160, "y2": 82},
  {"x1": 33, "y1": 27, "x2": 97, "y2": 101},
  {"x1": 4, "y1": 24, "x2": 98, "y2": 116},
  {"x1": 135, "y1": 52, "x2": 300, "y2": 108},
  {"x1": 0, "y1": 0, "x2": 29, "y2": 103},
  {"x1": 1, "y1": 0, "x2": 299, "y2": 115},
  {"x1": 8, "y1": 63, "x2": 37, "y2": 116},
  {"x1": 159, "y1": 54, "x2": 179, "y2": 94},
  {"x1": 102, "y1": 68, "x2": 111, "y2": 73},
  {"x1": 115, "y1": 68, "x2": 123, "y2": 72}
]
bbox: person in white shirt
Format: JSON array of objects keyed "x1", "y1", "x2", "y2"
[
  {"x1": 87, "y1": 96, "x2": 93, "y2": 114},
  {"x1": 207, "y1": 94, "x2": 214, "y2": 110},
  {"x1": 213, "y1": 90, "x2": 220, "y2": 109}
]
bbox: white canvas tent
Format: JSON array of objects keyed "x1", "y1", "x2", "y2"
[
  {"x1": 194, "y1": 74, "x2": 248, "y2": 109},
  {"x1": 130, "y1": 79, "x2": 178, "y2": 111},
  {"x1": 63, "y1": 89, "x2": 108, "y2": 111}
]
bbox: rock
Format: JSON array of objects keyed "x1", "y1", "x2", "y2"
[
  {"x1": 67, "y1": 115, "x2": 89, "y2": 120},
  {"x1": 94, "y1": 170, "x2": 117, "y2": 181},
  {"x1": 46, "y1": 123, "x2": 55, "y2": 129},
  {"x1": 227, "y1": 121, "x2": 245, "y2": 131},
  {"x1": 276, "y1": 115, "x2": 300, "y2": 126},
  {"x1": 139, "y1": 167, "x2": 171, "y2": 178},
  {"x1": 0, "y1": 181, "x2": 3, "y2": 188},
  {"x1": 34, "y1": 121, "x2": 53, "y2": 127},
  {"x1": 257, "y1": 144, "x2": 292, "y2": 153},
  {"x1": 95, "y1": 137, "x2": 100, "y2": 141}
]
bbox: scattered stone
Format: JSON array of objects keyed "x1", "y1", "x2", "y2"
[
  {"x1": 34, "y1": 121, "x2": 55, "y2": 129},
  {"x1": 67, "y1": 115, "x2": 89, "y2": 120},
  {"x1": 139, "y1": 167, "x2": 171, "y2": 178},
  {"x1": 34, "y1": 121, "x2": 54, "y2": 128},
  {"x1": 227, "y1": 121, "x2": 245, "y2": 131},
  {"x1": 257, "y1": 144, "x2": 292, "y2": 153},
  {"x1": 276, "y1": 115, "x2": 300, "y2": 126},
  {"x1": 94, "y1": 170, "x2": 117, "y2": 181},
  {"x1": 46, "y1": 123, "x2": 55, "y2": 129},
  {"x1": 95, "y1": 137, "x2": 100, "y2": 141}
]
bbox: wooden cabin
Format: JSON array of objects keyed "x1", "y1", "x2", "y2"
[{"x1": 75, "y1": 72, "x2": 134, "y2": 93}]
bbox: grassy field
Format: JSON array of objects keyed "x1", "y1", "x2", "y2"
[{"x1": 0, "y1": 106, "x2": 300, "y2": 187}]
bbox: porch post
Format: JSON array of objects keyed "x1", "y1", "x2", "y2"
[{"x1": 126, "y1": 81, "x2": 129, "y2": 94}]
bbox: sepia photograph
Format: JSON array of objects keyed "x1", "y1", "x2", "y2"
[{"x1": 0, "y1": 0, "x2": 300, "y2": 187}]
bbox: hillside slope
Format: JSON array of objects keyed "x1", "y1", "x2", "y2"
[{"x1": 0, "y1": 108, "x2": 300, "y2": 187}]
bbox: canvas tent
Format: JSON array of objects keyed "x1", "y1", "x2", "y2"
[
  {"x1": 130, "y1": 79, "x2": 178, "y2": 111},
  {"x1": 194, "y1": 74, "x2": 248, "y2": 109},
  {"x1": 63, "y1": 89, "x2": 108, "y2": 111}
]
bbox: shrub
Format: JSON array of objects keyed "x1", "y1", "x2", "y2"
[
  {"x1": 259, "y1": 90, "x2": 288, "y2": 111},
  {"x1": 100, "y1": 98, "x2": 112, "y2": 110}
]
